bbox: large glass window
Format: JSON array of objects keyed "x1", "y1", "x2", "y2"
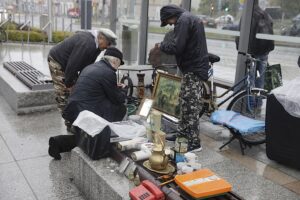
[
  {"x1": 263, "y1": 0, "x2": 300, "y2": 81},
  {"x1": 190, "y1": 0, "x2": 241, "y2": 82}
]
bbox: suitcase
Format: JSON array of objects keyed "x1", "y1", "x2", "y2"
[{"x1": 266, "y1": 94, "x2": 300, "y2": 169}]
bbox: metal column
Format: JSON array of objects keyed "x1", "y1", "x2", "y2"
[
  {"x1": 81, "y1": 0, "x2": 92, "y2": 30},
  {"x1": 181, "y1": 0, "x2": 191, "y2": 11},
  {"x1": 234, "y1": 0, "x2": 255, "y2": 86},
  {"x1": 110, "y1": 0, "x2": 117, "y2": 33},
  {"x1": 138, "y1": 0, "x2": 149, "y2": 65},
  {"x1": 48, "y1": 0, "x2": 52, "y2": 42}
]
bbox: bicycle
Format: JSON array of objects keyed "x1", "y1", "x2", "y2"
[{"x1": 200, "y1": 53, "x2": 268, "y2": 148}]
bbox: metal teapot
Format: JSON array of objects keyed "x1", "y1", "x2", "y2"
[{"x1": 149, "y1": 144, "x2": 169, "y2": 170}]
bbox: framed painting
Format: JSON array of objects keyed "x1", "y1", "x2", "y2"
[
  {"x1": 136, "y1": 98, "x2": 153, "y2": 118},
  {"x1": 152, "y1": 72, "x2": 181, "y2": 118}
]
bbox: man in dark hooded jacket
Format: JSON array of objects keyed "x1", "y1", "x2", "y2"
[
  {"x1": 48, "y1": 28, "x2": 117, "y2": 130},
  {"x1": 235, "y1": 0, "x2": 274, "y2": 92},
  {"x1": 48, "y1": 47, "x2": 127, "y2": 160},
  {"x1": 62, "y1": 47, "x2": 127, "y2": 123},
  {"x1": 158, "y1": 4, "x2": 209, "y2": 152}
]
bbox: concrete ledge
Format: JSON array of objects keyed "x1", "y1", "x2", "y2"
[
  {"x1": 70, "y1": 148, "x2": 135, "y2": 200},
  {"x1": 0, "y1": 67, "x2": 56, "y2": 114}
]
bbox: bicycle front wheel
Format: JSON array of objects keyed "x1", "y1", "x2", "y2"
[{"x1": 227, "y1": 89, "x2": 268, "y2": 145}]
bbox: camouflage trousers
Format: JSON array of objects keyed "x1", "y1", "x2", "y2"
[
  {"x1": 48, "y1": 56, "x2": 71, "y2": 127},
  {"x1": 178, "y1": 72, "x2": 203, "y2": 148}
]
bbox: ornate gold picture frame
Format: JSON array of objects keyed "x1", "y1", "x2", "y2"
[{"x1": 152, "y1": 72, "x2": 181, "y2": 118}]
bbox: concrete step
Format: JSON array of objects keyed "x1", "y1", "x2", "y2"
[
  {"x1": 70, "y1": 148, "x2": 135, "y2": 200},
  {"x1": 0, "y1": 65, "x2": 56, "y2": 114}
]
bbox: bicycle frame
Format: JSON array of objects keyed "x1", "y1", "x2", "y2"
[{"x1": 205, "y1": 55, "x2": 263, "y2": 112}]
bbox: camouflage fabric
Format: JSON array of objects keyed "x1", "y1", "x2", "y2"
[
  {"x1": 48, "y1": 56, "x2": 71, "y2": 127},
  {"x1": 178, "y1": 72, "x2": 203, "y2": 148}
]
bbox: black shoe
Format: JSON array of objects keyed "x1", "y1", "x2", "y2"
[
  {"x1": 48, "y1": 137, "x2": 62, "y2": 160},
  {"x1": 188, "y1": 144, "x2": 202, "y2": 153}
]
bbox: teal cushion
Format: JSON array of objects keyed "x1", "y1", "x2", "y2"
[{"x1": 210, "y1": 110, "x2": 265, "y2": 135}]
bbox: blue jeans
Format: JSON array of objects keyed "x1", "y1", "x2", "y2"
[
  {"x1": 251, "y1": 53, "x2": 268, "y2": 89},
  {"x1": 249, "y1": 53, "x2": 268, "y2": 108}
]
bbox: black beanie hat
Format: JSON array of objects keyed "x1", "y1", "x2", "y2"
[
  {"x1": 160, "y1": 4, "x2": 185, "y2": 27},
  {"x1": 104, "y1": 47, "x2": 124, "y2": 65}
]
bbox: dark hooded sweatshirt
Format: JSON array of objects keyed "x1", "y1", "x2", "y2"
[
  {"x1": 62, "y1": 59, "x2": 126, "y2": 123},
  {"x1": 49, "y1": 31, "x2": 101, "y2": 87},
  {"x1": 160, "y1": 5, "x2": 209, "y2": 81}
]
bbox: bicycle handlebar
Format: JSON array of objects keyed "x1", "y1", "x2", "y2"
[{"x1": 238, "y1": 52, "x2": 263, "y2": 63}]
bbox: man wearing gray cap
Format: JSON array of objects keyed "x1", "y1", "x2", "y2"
[
  {"x1": 48, "y1": 47, "x2": 126, "y2": 160},
  {"x1": 48, "y1": 28, "x2": 117, "y2": 130},
  {"x1": 62, "y1": 47, "x2": 126, "y2": 124}
]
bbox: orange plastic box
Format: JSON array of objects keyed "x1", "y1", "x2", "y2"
[{"x1": 174, "y1": 168, "x2": 232, "y2": 199}]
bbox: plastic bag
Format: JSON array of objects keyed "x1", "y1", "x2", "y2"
[
  {"x1": 272, "y1": 77, "x2": 300, "y2": 118},
  {"x1": 73, "y1": 110, "x2": 146, "y2": 138}
]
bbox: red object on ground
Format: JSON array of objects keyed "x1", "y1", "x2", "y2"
[{"x1": 129, "y1": 180, "x2": 165, "y2": 200}]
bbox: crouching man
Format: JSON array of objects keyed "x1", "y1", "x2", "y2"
[{"x1": 48, "y1": 47, "x2": 127, "y2": 160}]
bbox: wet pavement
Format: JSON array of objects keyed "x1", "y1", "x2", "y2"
[{"x1": 0, "y1": 42, "x2": 300, "y2": 200}]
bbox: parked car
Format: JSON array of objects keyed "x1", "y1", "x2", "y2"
[
  {"x1": 67, "y1": 8, "x2": 80, "y2": 18},
  {"x1": 292, "y1": 14, "x2": 300, "y2": 23},
  {"x1": 281, "y1": 21, "x2": 300, "y2": 37},
  {"x1": 215, "y1": 14, "x2": 234, "y2": 25},
  {"x1": 197, "y1": 15, "x2": 217, "y2": 28},
  {"x1": 222, "y1": 23, "x2": 239, "y2": 31}
]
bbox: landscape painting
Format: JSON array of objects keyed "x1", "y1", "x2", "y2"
[{"x1": 152, "y1": 72, "x2": 181, "y2": 118}]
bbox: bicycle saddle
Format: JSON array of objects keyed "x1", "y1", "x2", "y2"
[{"x1": 208, "y1": 53, "x2": 220, "y2": 64}]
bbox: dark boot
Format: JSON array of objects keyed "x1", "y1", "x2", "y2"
[
  {"x1": 48, "y1": 137, "x2": 61, "y2": 160},
  {"x1": 48, "y1": 135, "x2": 77, "y2": 160}
]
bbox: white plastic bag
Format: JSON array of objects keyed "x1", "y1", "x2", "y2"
[
  {"x1": 272, "y1": 77, "x2": 300, "y2": 118},
  {"x1": 73, "y1": 110, "x2": 146, "y2": 138}
]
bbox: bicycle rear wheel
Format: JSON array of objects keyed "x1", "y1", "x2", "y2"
[
  {"x1": 199, "y1": 81, "x2": 210, "y2": 118},
  {"x1": 227, "y1": 89, "x2": 268, "y2": 145}
]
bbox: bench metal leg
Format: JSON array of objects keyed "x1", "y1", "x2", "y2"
[
  {"x1": 219, "y1": 136, "x2": 236, "y2": 151},
  {"x1": 219, "y1": 130, "x2": 248, "y2": 155},
  {"x1": 238, "y1": 138, "x2": 246, "y2": 155}
]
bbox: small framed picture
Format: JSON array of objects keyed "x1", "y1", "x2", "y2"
[
  {"x1": 152, "y1": 72, "x2": 181, "y2": 118},
  {"x1": 136, "y1": 98, "x2": 153, "y2": 118}
]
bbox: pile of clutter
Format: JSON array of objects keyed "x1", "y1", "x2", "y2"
[{"x1": 74, "y1": 109, "x2": 233, "y2": 199}]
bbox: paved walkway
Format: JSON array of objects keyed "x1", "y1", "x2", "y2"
[
  {"x1": 1, "y1": 90, "x2": 300, "y2": 199},
  {"x1": 0, "y1": 43, "x2": 300, "y2": 200}
]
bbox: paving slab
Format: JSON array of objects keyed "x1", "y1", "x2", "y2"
[
  {"x1": 0, "y1": 162, "x2": 36, "y2": 200},
  {"x1": 18, "y1": 154, "x2": 81, "y2": 200},
  {"x1": 206, "y1": 159, "x2": 300, "y2": 200},
  {"x1": 0, "y1": 135, "x2": 14, "y2": 164},
  {"x1": 0, "y1": 93, "x2": 67, "y2": 160},
  {"x1": 0, "y1": 111, "x2": 66, "y2": 160},
  {"x1": 195, "y1": 145, "x2": 230, "y2": 167}
]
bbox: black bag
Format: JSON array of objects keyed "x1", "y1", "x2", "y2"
[
  {"x1": 264, "y1": 63, "x2": 282, "y2": 92},
  {"x1": 76, "y1": 126, "x2": 112, "y2": 160},
  {"x1": 255, "y1": 12, "x2": 275, "y2": 53}
]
